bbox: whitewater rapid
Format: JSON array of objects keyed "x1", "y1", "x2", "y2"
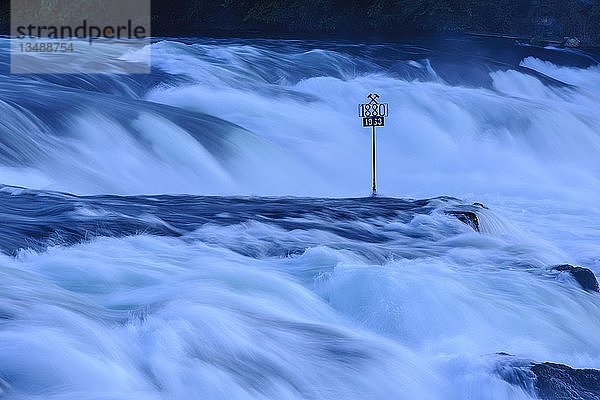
[
  {"x1": 0, "y1": 37, "x2": 599, "y2": 200},
  {"x1": 1, "y1": 37, "x2": 599, "y2": 399}
]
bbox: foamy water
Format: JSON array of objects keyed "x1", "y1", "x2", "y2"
[{"x1": 0, "y1": 37, "x2": 599, "y2": 399}]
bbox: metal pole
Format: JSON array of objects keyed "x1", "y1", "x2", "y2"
[{"x1": 372, "y1": 125, "x2": 377, "y2": 196}]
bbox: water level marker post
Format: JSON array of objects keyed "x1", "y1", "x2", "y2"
[{"x1": 358, "y1": 93, "x2": 388, "y2": 196}]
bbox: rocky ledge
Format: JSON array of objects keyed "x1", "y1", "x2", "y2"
[
  {"x1": 497, "y1": 355, "x2": 600, "y2": 400},
  {"x1": 554, "y1": 264, "x2": 599, "y2": 292}
]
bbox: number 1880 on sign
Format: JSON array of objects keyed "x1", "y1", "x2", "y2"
[{"x1": 358, "y1": 101, "x2": 388, "y2": 127}]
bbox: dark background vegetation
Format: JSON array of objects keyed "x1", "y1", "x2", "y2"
[{"x1": 1, "y1": 0, "x2": 599, "y2": 46}]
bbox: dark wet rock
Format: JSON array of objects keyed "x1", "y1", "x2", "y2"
[
  {"x1": 473, "y1": 202, "x2": 488, "y2": 209},
  {"x1": 554, "y1": 264, "x2": 599, "y2": 292},
  {"x1": 497, "y1": 352, "x2": 514, "y2": 356},
  {"x1": 496, "y1": 355, "x2": 600, "y2": 400},
  {"x1": 445, "y1": 210, "x2": 480, "y2": 232},
  {"x1": 532, "y1": 362, "x2": 600, "y2": 400}
]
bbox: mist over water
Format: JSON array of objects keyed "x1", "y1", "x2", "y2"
[{"x1": 1, "y1": 37, "x2": 600, "y2": 399}]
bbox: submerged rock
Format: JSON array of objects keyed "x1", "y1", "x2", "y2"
[
  {"x1": 554, "y1": 264, "x2": 599, "y2": 292},
  {"x1": 445, "y1": 210, "x2": 480, "y2": 232},
  {"x1": 563, "y1": 37, "x2": 581, "y2": 48},
  {"x1": 0, "y1": 376, "x2": 9, "y2": 395},
  {"x1": 496, "y1": 355, "x2": 600, "y2": 400},
  {"x1": 530, "y1": 36, "x2": 544, "y2": 46}
]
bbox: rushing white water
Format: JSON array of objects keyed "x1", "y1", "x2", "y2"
[
  {"x1": 1, "y1": 37, "x2": 600, "y2": 399},
  {"x1": 0, "y1": 38, "x2": 599, "y2": 200}
]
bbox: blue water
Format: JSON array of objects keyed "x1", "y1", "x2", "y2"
[{"x1": 1, "y1": 36, "x2": 600, "y2": 399}]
